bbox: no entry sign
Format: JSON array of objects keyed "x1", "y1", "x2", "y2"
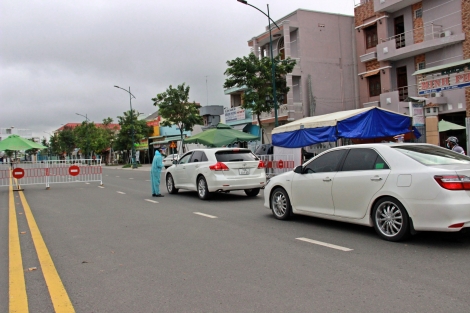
[
  {"x1": 278, "y1": 160, "x2": 284, "y2": 169},
  {"x1": 12, "y1": 168, "x2": 25, "y2": 179},
  {"x1": 69, "y1": 165, "x2": 80, "y2": 176}
]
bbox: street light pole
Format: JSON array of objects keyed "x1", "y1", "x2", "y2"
[
  {"x1": 114, "y1": 85, "x2": 137, "y2": 169},
  {"x1": 76, "y1": 113, "x2": 90, "y2": 162},
  {"x1": 237, "y1": 0, "x2": 281, "y2": 127}
]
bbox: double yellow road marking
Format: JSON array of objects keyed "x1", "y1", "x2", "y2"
[{"x1": 9, "y1": 174, "x2": 75, "y2": 312}]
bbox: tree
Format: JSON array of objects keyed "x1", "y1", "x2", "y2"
[
  {"x1": 152, "y1": 83, "x2": 203, "y2": 153},
  {"x1": 114, "y1": 110, "x2": 152, "y2": 163},
  {"x1": 223, "y1": 53, "x2": 296, "y2": 132},
  {"x1": 57, "y1": 126, "x2": 76, "y2": 159}
]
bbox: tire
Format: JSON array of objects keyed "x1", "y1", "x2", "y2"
[
  {"x1": 244, "y1": 188, "x2": 260, "y2": 197},
  {"x1": 372, "y1": 197, "x2": 410, "y2": 242},
  {"x1": 270, "y1": 188, "x2": 292, "y2": 220},
  {"x1": 197, "y1": 176, "x2": 211, "y2": 200},
  {"x1": 166, "y1": 174, "x2": 178, "y2": 194}
]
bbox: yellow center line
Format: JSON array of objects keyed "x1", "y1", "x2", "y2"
[
  {"x1": 9, "y1": 173, "x2": 29, "y2": 313},
  {"x1": 19, "y1": 190, "x2": 76, "y2": 312}
]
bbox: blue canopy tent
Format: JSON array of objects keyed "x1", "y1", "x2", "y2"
[{"x1": 272, "y1": 107, "x2": 418, "y2": 148}]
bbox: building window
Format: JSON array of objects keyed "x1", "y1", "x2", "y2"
[
  {"x1": 417, "y1": 62, "x2": 425, "y2": 70},
  {"x1": 368, "y1": 74, "x2": 381, "y2": 97},
  {"x1": 278, "y1": 37, "x2": 285, "y2": 60},
  {"x1": 414, "y1": 8, "x2": 422, "y2": 19},
  {"x1": 364, "y1": 25, "x2": 378, "y2": 49}
]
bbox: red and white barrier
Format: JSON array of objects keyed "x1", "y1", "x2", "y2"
[{"x1": 0, "y1": 159, "x2": 102, "y2": 189}]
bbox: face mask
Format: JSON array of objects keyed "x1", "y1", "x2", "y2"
[{"x1": 446, "y1": 143, "x2": 451, "y2": 149}]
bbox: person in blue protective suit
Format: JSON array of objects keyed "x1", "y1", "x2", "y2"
[{"x1": 151, "y1": 148, "x2": 164, "y2": 197}]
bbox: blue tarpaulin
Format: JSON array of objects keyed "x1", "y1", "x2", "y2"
[{"x1": 272, "y1": 107, "x2": 412, "y2": 148}]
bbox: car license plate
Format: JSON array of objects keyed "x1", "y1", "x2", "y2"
[{"x1": 239, "y1": 168, "x2": 249, "y2": 175}]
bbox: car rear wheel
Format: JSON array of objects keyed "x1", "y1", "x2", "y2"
[
  {"x1": 372, "y1": 197, "x2": 410, "y2": 242},
  {"x1": 244, "y1": 188, "x2": 260, "y2": 197},
  {"x1": 166, "y1": 174, "x2": 178, "y2": 194},
  {"x1": 197, "y1": 176, "x2": 211, "y2": 200},
  {"x1": 270, "y1": 188, "x2": 292, "y2": 220}
]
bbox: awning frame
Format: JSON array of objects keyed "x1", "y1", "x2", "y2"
[{"x1": 412, "y1": 59, "x2": 470, "y2": 76}]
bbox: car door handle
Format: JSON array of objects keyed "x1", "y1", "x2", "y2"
[
  {"x1": 323, "y1": 177, "x2": 332, "y2": 182},
  {"x1": 370, "y1": 177, "x2": 382, "y2": 181}
]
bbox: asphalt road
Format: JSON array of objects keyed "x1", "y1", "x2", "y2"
[{"x1": 1, "y1": 166, "x2": 470, "y2": 313}]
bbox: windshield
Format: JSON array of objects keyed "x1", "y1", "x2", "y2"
[
  {"x1": 215, "y1": 150, "x2": 259, "y2": 162},
  {"x1": 393, "y1": 145, "x2": 470, "y2": 165}
]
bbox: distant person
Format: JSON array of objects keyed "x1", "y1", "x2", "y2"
[
  {"x1": 151, "y1": 148, "x2": 164, "y2": 197},
  {"x1": 393, "y1": 134, "x2": 405, "y2": 143},
  {"x1": 445, "y1": 136, "x2": 465, "y2": 154}
]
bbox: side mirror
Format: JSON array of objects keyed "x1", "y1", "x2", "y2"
[{"x1": 294, "y1": 165, "x2": 303, "y2": 174}]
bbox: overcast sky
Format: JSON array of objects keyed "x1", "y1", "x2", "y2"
[{"x1": 0, "y1": 0, "x2": 354, "y2": 139}]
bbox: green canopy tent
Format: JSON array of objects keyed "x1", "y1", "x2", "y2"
[
  {"x1": 184, "y1": 123, "x2": 259, "y2": 147},
  {"x1": 0, "y1": 134, "x2": 46, "y2": 150},
  {"x1": 0, "y1": 134, "x2": 47, "y2": 161},
  {"x1": 438, "y1": 120, "x2": 466, "y2": 132}
]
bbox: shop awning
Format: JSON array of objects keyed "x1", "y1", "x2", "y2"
[
  {"x1": 362, "y1": 70, "x2": 380, "y2": 78},
  {"x1": 232, "y1": 123, "x2": 248, "y2": 130},
  {"x1": 412, "y1": 59, "x2": 470, "y2": 76},
  {"x1": 149, "y1": 135, "x2": 184, "y2": 145}
]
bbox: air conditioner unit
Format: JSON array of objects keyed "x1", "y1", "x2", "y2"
[
  {"x1": 440, "y1": 30, "x2": 452, "y2": 37},
  {"x1": 435, "y1": 92, "x2": 442, "y2": 97}
]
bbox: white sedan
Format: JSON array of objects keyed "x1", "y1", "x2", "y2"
[
  {"x1": 163, "y1": 154, "x2": 180, "y2": 169},
  {"x1": 264, "y1": 143, "x2": 470, "y2": 241},
  {"x1": 166, "y1": 148, "x2": 266, "y2": 200}
]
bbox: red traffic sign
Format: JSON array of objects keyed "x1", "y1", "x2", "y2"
[
  {"x1": 12, "y1": 168, "x2": 25, "y2": 179},
  {"x1": 69, "y1": 165, "x2": 80, "y2": 176},
  {"x1": 278, "y1": 160, "x2": 284, "y2": 169}
]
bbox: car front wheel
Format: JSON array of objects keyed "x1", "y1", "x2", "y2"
[
  {"x1": 244, "y1": 188, "x2": 260, "y2": 197},
  {"x1": 270, "y1": 188, "x2": 292, "y2": 220},
  {"x1": 166, "y1": 174, "x2": 178, "y2": 194},
  {"x1": 372, "y1": 197, "x2": 410, "y2": 242},
  {"x1": 197, "y1": 176, "x2": 211, "y2": 200}
]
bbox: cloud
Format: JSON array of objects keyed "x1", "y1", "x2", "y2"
[{"x1": 0, "y1": 0, "x2": 353, "y2": 137}]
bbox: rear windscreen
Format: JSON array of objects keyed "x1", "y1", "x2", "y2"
[
  {"x1": 215, "y1": 150, "x2": 259, "y2": 162},
  {"x1": 393, "y1": 145, "x2": 470, "y2": 165}
]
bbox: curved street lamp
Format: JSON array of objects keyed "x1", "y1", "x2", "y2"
[
  {"x1": 114, "y1": 85, "x2": 137, "y2": 169},
  {"x1": 76, "y1": 113, "x2": 90, "y2": 162},
  {"x1": 237, "y1": 0, "x2": 281, "y2": 127}
]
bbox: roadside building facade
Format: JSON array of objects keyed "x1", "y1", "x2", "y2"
[
  {"x1": 225, "y1": 9, "x2": 357, "y2": 140},
  {"x1": 354, "y1": 0, "x2": 469, "y2": 151}
]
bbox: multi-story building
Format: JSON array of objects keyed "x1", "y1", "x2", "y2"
[
  {"x1": 354, "y1": 0, "x2": 469, "y2": 150},
  {"x1": 225, "y1": 9, "x2": 357, "y2": 140},
  {"x1": 0, "y1": 127, "x2": 34, "y2": 142}
]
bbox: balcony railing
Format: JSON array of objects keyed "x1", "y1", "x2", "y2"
[
  {"x1": 252, "y1": 104, "x2": 289, "y2": 122},
  {"x1": 381, "y1": 23, "x2": 443, "y2": 49}
]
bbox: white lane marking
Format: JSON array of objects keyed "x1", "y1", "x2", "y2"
[
  {"x1": 85, "y1": 183, "x2": 90, "y2": 184},
  {"x1": 117, "y1": 191, "x2": 126, "y2": 195},
  {"x1": 194, "y1": 212, "x2": 217, "y2": 219},
  {"x1": 296, "y1": 238, "x2": 353, "y2": 252},
  {"x1": 98, "y1": 186, "x2": 104, "y2": 189},
  {"x1": 129, "y1": 178, "x2": 134, "y2": 180},
  {"x1": 145, "y1": 199, "x2": 159, "y2": 204},
  {"x1": 145, "y1": 180, "x2": 150, "y2": 182},
  {"x1": 116, "y1": 176, "x2": 120, "y2": 177}
]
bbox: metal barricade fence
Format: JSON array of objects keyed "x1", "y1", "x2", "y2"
[
  {"x1": 0, "y1": 159, "x2": 102, "y2": 189},
  {"x1": 259, "y1": 155, "x2": 295, "y2": 178}
]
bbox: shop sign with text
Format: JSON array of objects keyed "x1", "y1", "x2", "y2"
[
  {"x1": 418, "y1": 71, "x2": 470, "y2": 95},
  {"x1": 225, "y1": 107, "x2": 246, "y2": 122}
]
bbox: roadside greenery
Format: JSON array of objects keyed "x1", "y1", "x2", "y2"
[
  {"x1": 223, "y1": 52, "x2": 296, "y2": 130},
  {"x1": 113, "y1": 110, "x2": 152, "y2": 162},
  {"x1": 152, "y1": 83, "x2": 203, "y2": 153}
]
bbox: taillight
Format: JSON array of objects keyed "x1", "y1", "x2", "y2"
[
  {"x1": 209, "y1": 162, "x2": 229, "y2": 171},
  {"x1": 258, "y1": 160, "x2": 265, "y2": 169},
  {"x1": 434, "y1": 175, "x2": 470, "y2": 190}
]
